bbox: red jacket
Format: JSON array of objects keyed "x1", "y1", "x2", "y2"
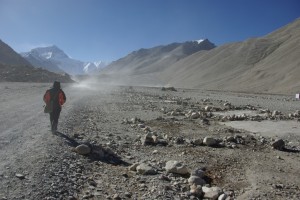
[{"x1": 43, "y1": 89, "x2": 66, "y2": 107}]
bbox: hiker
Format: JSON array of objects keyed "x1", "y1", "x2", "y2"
[{"x1": 43, "y1": 81, "x2": 66, "y2": 132}]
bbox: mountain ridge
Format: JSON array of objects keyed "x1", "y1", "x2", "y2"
[
  {"x1": 21, "y1": 46, "x2": 108, "y2": 75},
  {"x1": 164, "y1": 18, "x2": 300, "y2": 94},
  {"x1": 0, "y1": 39, "x2": 33, "y2": 66},
  {"x1": 0, "y1": 40, "x2": 74, "y2": 83},
  {"x1": 99, "y1": 18, "x2": 300, "y2": 94},
  {"x1": 103, "y1": 39, "x2": 216, "y2": 75}
]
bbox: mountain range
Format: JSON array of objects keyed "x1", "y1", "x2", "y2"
[
  {"x1": 100, "y1": 18, "x2": 300, "y2": 94},
  {"x1": 1, "y1": 17, "x2": 299, "y2": 94},
  {"x1": 21, "y1": 46, "x2": 108, "y2": 75},
  {"x1": 0, "y1": 40, "x2": 73, "y2": 83}
]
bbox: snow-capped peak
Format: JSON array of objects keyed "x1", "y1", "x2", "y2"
[
  {"x1": 93, "y1": 61, "x2": 103, "y2": 67},
  {"x1": 21, "y1": 45, "x2": 109, "y2": 75},
  {"x1": 195, "y1": 39, "x2": 204, "y2": 44},
  {"x1": 42, "y1": 52, "x2": 53, "y2": 59}
]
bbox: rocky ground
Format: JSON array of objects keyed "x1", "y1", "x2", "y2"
[{"x1": 0, "y1": 83, "x2": 300, "y2": 200}]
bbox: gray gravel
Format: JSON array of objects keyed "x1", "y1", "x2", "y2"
[{"x1": 0, "y1": 82, "x2": 299, "y2": 200}]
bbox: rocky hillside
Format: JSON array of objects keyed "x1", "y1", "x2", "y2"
[
  {"x1": 0, "y1": 40, "x2": 33, "y2": 66},
  {"x1": 165, "y1": 18, "x2": 300, "y2": 94},
  {"x1": 0, "y1": 40, "x2": 74, "y2": 83},
  {"x1": 102, "y1": 39, "x2": 215, "y2": 76},
  {"x1": 99, "y1": 18, "x2": 300, "y2": 95},
  {"x1": 0, "y1": 63, "x2": 73, "y2": 83}
]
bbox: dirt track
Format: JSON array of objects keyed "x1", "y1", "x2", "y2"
[{"x1": 0, "y1": 82, "x2": 299, "y2": 200}]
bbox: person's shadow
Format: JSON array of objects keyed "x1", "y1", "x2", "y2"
[
  {"x1": 55, "y1": 131, "x2": 79, "y2": 146},
  {"x1": 55, "y1": 131, "x2": 130, "y2": 166}
]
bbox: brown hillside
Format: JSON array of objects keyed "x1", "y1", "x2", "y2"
[
  {"x1": 0, "y1": 63, "x2": 74, "y2": 83},
  {"x1": 164, "y1": 18, "x2": 300, "y2": 94},
  {"x1": 0, "y1": 40, "x2": 32, "y2": 66}
]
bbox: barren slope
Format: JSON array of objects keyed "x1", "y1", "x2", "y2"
[
  {"x1": 164, "y1": 18, "x2": 300, "y2": 94},
  {"x1": 0, "y1": 82, "x2": 299, "y2": 200}
]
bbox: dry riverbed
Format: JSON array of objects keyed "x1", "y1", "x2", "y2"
[{"x1": 0, "y1": 82, "x2": 299, "y2": 200}]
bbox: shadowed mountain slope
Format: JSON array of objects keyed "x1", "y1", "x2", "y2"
[
  {"x1": 0, "y1": 40, "x2": 33, "y2": 66},
  {"x1": 0, "y1": 40, "x2": 73, "y2": 83},
  {"x1": 0, "y1": 63, "x2": 73, "y2": 83}
]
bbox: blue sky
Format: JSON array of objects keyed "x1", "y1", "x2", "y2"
[{"x1": 0, "y1": 0, "x2": 299, "y2": 62}]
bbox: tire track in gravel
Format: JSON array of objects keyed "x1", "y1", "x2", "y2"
[{"x1": 0, "y1": 83, "x2": 81, "y2": 199}]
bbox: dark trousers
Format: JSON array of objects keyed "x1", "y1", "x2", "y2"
[{"x1": 50, "y1": 107, "x2": 61, "y2": 131}]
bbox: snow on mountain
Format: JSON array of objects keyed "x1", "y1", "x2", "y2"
[
  {"x1": 94, "y1": 61, "x2": 109, "y2": 68},
  {"x1": 43, "y1": 52, "x2": 53, "y2": 59},
  {"x1": 83, "y1": 61, "x2": 109, "y2": 73},
  {"x1": 83, "y1": 63, "x2": 93, "y2": 73},
  {"x1": 21, "y1": 46, "x2": 108, "y2": 75},
  {"x1": 195, "y1": 39, "x2": 204, "y2": 44}
]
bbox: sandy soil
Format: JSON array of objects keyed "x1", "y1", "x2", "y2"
[{"x1": 0, "y1": 82, "x2": 299, "y2": 200}]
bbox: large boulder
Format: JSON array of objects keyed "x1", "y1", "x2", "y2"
[
  {"x1": 202, "y1": 186, "x2": 223, "y2": 200},
  {"x1": 203, "y1": 136, "x2": 217, "y2": 147},
  {"x1": 188, "y1": 175, "x2": 206, "y2": 186},
  {"x1": 165, "y1": 160, "x2": 189, "y2": 175},
  {"x1": 271, "y1": 139, "x2": 285, "y2": 150},
  {"x1": 136, "y1": 163, "x2": 157, "y2": 175}
]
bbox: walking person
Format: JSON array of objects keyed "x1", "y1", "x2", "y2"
[{"x1": 43, "y1": 81, "x2": 66, "y2": 133}]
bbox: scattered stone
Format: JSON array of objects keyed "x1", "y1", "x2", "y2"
[
  {"x1": 190, "y1": 168, "x2": 205, "y2": 178},
  {"x1": 224, "y1": 102, "x2": 231, "y2": 107},
  {"x1": 191, "y1": 112, "x2": 200, "y2": 119},
  {"x1": 205, "y1": 106, "x2": 213, "y2": 112},
  {"x1": 277, "y1": 156, "x2": 283, "y2": 160},
  {"x1": 202, "y1": 186, "x2": 223, "y2": 199},
  {"x1": 159, "y1": 174, "x2": 171, "y2": 182},
  {"x1": 141, "y1": 133, "x2": 155, "y2": 145},
  {"x1": 272, "y1": 110, "x2": 281, "y2": 117},
  {"x1": 203, "y1": 137, "x2": 217, "y2": 147},
  {"x1": 138, "y1": 123, "x2": 145, "y2": 128},
  {"x1": 225, "y1": 136, "x2": 235, "y2": 142},
  {"x1": 152, "y1": 150, "x2": 158, "y2": 154},
  {"x1": 218, "y1": 193, "x2": 228, "y2": 200},
  {"x1": 162, "y1": 86, "x2": 177, "y2": 91},
  {"x1": 192, "y1": 138, "x2": 203, "y2": 146},
  {"x1": 201, "y1": 118, "x2": 210, "y2": 125},
  {"x1": 129, "y1": 163, "x2": 139, "y2": 171},
  {"x1": 75, "y1": 144, "x2": 91, "y2": 155},
  {"x1": 124, "y1": 192, "x2": 132, "y2": 198},
  {"x1": 165, "y1": 160, "x2": 189, "y2": 175},
  {"x1": 190, "y1": 184, "x2": 203, "y2": 196},
  {"x1": 136, "y1": 163, "x2": 157, "y2": 175},
  {"x1": 175, "y1": 137, "x2": 185, "y2": 144},
  {"x1": 188, "y1": 176, "x2": 206, "y2": 186},
  {"x1": 15, "y1": 173, "x2": 25, "y2": 179},
  {"x1": 271, "y1": 139, "x2": 285, "y2": 150},
  {"x1": 113, "y1": 194, "x2": 121, "y2": 200}
]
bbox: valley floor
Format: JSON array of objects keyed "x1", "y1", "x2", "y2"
[{"x1": 0, "y1": 82, "x2": 299, "y2": 200}]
